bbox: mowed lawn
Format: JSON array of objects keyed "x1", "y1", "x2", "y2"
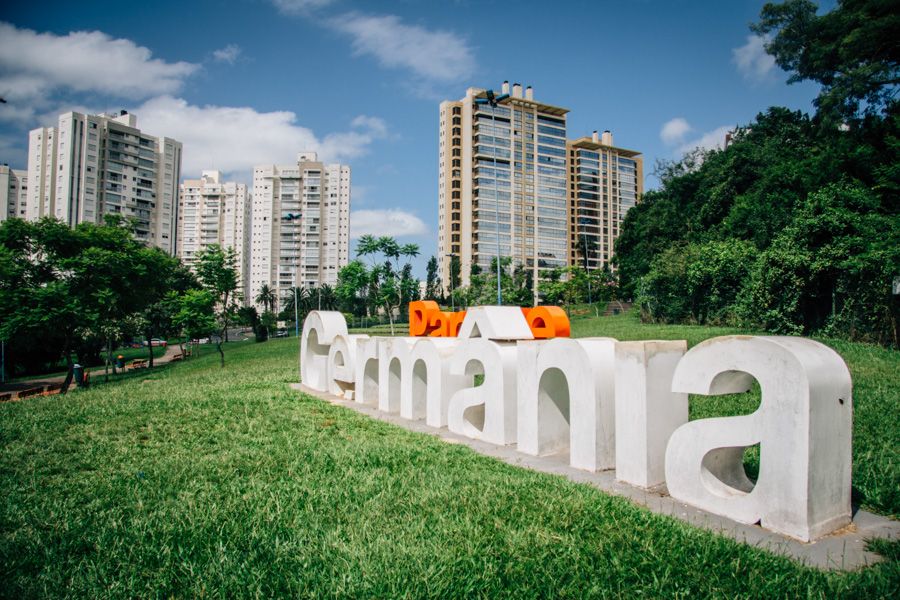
[{"x1": 1, "y1": 315, "x2": 897, "y2": 597}]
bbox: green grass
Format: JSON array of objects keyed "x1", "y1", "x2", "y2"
[{"x1": 1, "y1": 316, "x2": 898, "y2": 597}]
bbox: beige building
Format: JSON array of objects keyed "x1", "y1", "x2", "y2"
[
  {"x1": 567, "y1": 131, "x2": 643, "y2": 270},
  {"x1": 250, "y1": 152, "x2": 350, "y2": 309},
  {"x1": 177, "y1": 171, "x2": 251, "y2": 302},
  {"x1": 0, "y1": 165, "x2": 28, "y2": 221},
  {"x1": 26, "y1": 110, "x2": 182, "y2": 253},
  {"x1": 439, "y1": 82, "x2": 570, "y2": 302},
  {"x1": 439, "y1": 81, "x2": 642, "y2": 301}
]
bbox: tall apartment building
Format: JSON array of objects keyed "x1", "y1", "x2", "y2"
[
  {"x1": 439, "y1": 82, "x2": 570, "y2": 302},
  {"x1": 567, "y1": 131, "x2": 643, "y2": 270},
  {"x1": 26, "y1": 110, "x2": 182, "y2": 253},
  {"x1": 438, "y1": 81, "x2": 642, "y2": 300},
  {"x1": 178, "y1": 171, "x2": 251, "y2": 302},
  {"x1": 0, "y1": 165, "x2": 28, "y2": 221},
  {"x1": 250, "y1": 152, "x2": 350, "y2": 308}
]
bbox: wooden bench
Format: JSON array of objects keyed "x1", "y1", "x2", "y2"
[
  {"x1": 170, "y1": 353, "x2": 183, "y2": 362},
  {"x1": 130, "y1": 359, "x2": 148, "y2": 370},
  {"x1": 17, "y1": 386, "x2": 45, "y2": 399},
  {"x1": 0, "y1": 392, "x2": 12, "y2": 402},
  {"x1": 44, "y1": 383, "x2": 63, "y2": 396}
]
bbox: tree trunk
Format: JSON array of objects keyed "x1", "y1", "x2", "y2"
[
  {"x1": 60, "y1": 347, "x2": 74, "y2": 394},
  {"x1": 146, "y1": 329, "x2": 155, "y2": 369},
  {"x1": 105, "y1": 338, "x2": 112, "y2": 382},
  {"x1": 216, "y1": 328, "x2": 225, "y2": 367}
]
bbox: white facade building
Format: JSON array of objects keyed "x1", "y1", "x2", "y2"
[
  {"x1": 178, "y1": 171, "x2": 251, "y2": 302},
  {"x1": 26, "y1": 110, "x2": 182, "y2": 253},
  {"x1": 0, "y1": 165, "x2": 28, "y2": 221},
  {"x1": 250, "y1": 152, "x2": 350, "y2": 309}
]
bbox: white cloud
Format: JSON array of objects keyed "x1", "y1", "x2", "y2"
[
  {"x1": 0, "y1": 22, "x2": 198, "y2": 106},
  {"x1": 212, "y1": 44, "x2": 242, "y2": 64},
  {"x1": 733, "y1": 34, "x2": 776, "y2": 83},
  {"x1": 131, "y1": 96, "x2": 387, "y2": 178},
  {"x1": 271, "y1": 0, "x2": 335, "y2": 14},
  {"x1": 328, "y1": 13, "x2": 475, "y2": 82},
  {"x1": 660, "y1": 117, "x2": 692, "y2": 146},
  {"x1": 677, "y1": 125, "x2": 732, "y2": 155},
  {"x1": 350, "y1": 209, "x2": 427, "y2": 239}
]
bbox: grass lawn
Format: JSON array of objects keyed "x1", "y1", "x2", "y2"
[{"x1": 1, "y1": 313, "x2": 897, "y2": 597}]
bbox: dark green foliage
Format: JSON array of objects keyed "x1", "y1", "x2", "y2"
[
  {"x1": 0, "y1": 217, "x2": 195, "y2": 383},
  {"x1": 639, "y1": 240, "x2": 758, "y2": 324},
  {"x1": 616, "y1": 106, "x2": 899, "y2": 344},
  {"x1": 753, "y1": 0, "x2": 900, "y2": 120},
  {"x1": 617, "y1": 1, "x2": 900, "y2": 344}
]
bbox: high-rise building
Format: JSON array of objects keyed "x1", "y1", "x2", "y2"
[
  {"x1": 439, "y1": 82, "x2": 570, "y2": 302},
  {"x1": 567, "y1": 131, "x2": 643, "y2": 270},
  {"x1": 0, "y1": 165, "x2": 28, "y2": 221},
  {"x1": 439, "y1": 82, "x2": 642, "y2": 301},
  {"x1": 250, "y1": 152, "x2": 350, "y2": 308},
  {"x1": 177, "y1": 171, "x2": 251, "y2": 302},
  {"x1": 25, "y1": 110, "x2": 182, "y2": 253}
]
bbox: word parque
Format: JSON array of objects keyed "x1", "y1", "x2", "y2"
[{"x1": 300, "y1": 304, "x2": 853, "y2": 542}]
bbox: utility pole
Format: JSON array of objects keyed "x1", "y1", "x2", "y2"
[{"x1": 474, "y1": 89, "x2": 510, "y2": 306}]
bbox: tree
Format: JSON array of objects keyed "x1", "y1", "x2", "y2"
[
  {"x1": 174, "y1": 289, "x2": 216, "y2": 356},
  {"x1": 335, "y1": 260, "x2": 369, "y2": 316},
  {"x1": 753, "y1": 0, "x2": 900, "y2": 120},
  {"x1": 194, "y1": 245, "x2": 240, "y2": 367},
  {"x1": 424, "y1": 256, "x2": 441, "y2": 301},
  {"x1": 0, "y1": 216, "x2": 190, "y2": 390},
  {"x1": 255, "y1": 284, "x2": 277, "y2": 314}
]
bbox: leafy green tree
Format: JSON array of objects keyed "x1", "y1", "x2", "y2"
[
  {"x1": 0, "y1": 216, "x2": 190, "y2": 389},
  {"x1": 174, "y1": 289, "x2": 216, "y2": 356},
  {"x1": 336, "y1": 260, "x2": 369, "y2": 316},
  {"x1": 425, "y1": 256, "x2": 440, "y2": 301},
  {"x1": 194, "y1": 245, "x2": 240, "y2": 367},
  {"x1": 753, "y1": 0, "x2": 900, "y2": 119}
]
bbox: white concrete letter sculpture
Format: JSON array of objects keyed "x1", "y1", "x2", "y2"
[
  {"x1": 517, "y1": 338, "x2": 617, "y2": 472},
  {"x1": 664, "y1": 336, "x2": 852, "y2": 541},
  {"x1": 300, "y1": 310, "x2": 348, "y2": 392},
  {"x1": 297, "y1": 312, "x2": 856, "y2": 541},
  {"x1": 615, "y1": 341, "x2": 688, "y2": 488}
]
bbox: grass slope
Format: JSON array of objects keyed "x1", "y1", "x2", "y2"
[{"x1": 1, "y1": 315, "x2": 898, "y2": 597}]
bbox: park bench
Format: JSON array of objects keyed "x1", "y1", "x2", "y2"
[
  {"x1": 130, "y1": 359, "x2": 148, "y2": 370},
  {"x1": 170, "y1": 353, "x2": 183, "y2": 362},
  {"x1": 0, "y1": 392, "x2": 12, "y2": 402},
  {"x1": 17, "y1": 386, "x2": 45, "y2": 399},
  {"x1": 44, "y1": 383, "x2": 63, "y2": 396}
]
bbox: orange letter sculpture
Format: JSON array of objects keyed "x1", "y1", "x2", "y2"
[{"x1": 410, "y1": 301, "x2": 569, "y2": 339}]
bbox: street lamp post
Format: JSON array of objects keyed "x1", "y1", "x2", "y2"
[
  {"x1": 580, "y1": 217, "x2": 593, "y2": 306},
  {"x1": 283, "y1": 212, "x2": 301, "y2": 339},
  {"x1": 474, "y1": 89, "x2": 510, "y2": 306}
]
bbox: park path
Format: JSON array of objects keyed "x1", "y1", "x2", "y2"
[{"x1": 0, "y1": 344, "x2": 181, "y2": 400}]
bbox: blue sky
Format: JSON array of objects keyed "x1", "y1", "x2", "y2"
[{"x1": 0, "y1": 0, "x2": 826, "y2": 274}]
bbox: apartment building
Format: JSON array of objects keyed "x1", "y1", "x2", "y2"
[
  {"x1": 439, "y1": 82, "x2": 570, "y2": 302},
  {"x1": 26, "y1": 110, "x2": 182, "y2": 253},
  {"x1": 177, "y1": 171, "x2": 251, "y2": 302},
  {"x1": 0, "y1": 165, "x2": 28, "y2": 221},
  {"x1": 567, "y1": 131, "x2": 643, "y2": 270},
  {"x1": 250, "y1": 152, "x2": 350, "y2": 308},
  {"x1": 438, "y1": 81, "x2": 642, "y2": 300}
]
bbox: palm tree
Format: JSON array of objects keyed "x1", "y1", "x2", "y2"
[
  {"x1": 400, "y1": 243, "x2": 420, "y2": 262},
  {"x1": 255, "y1": 284, "x2": 276, "y2": 313},
  {"x1": 356, "y1": 234, "x2": 380, "y2": 267},
  {"x1": 318, "y1": 284, "x2": 337, "y2": 310}
]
